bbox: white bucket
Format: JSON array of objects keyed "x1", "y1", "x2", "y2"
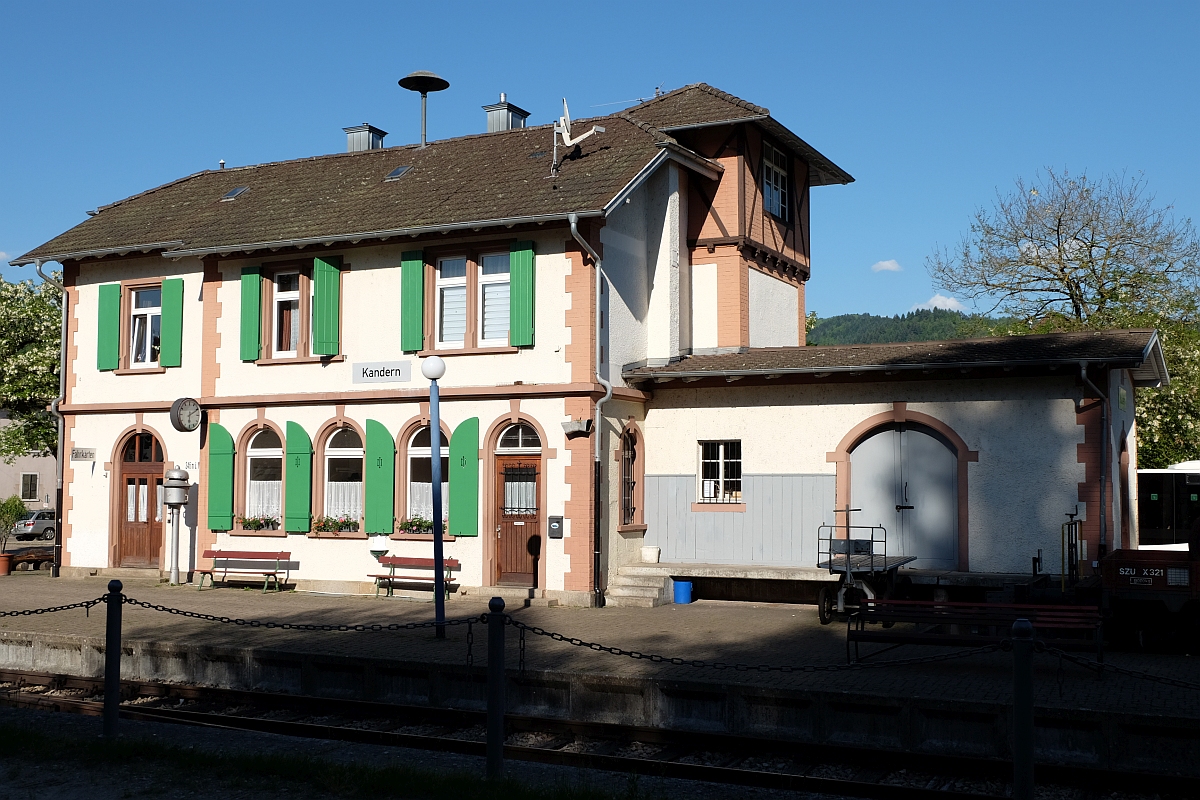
[{"x1": 640, "y1": 545, "x2": 660, "y2": 563}]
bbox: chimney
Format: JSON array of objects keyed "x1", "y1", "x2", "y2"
[
  {"x1": 482, "y1": 93, "x2": 530, "y2": 133},
  {"x1": 343, "y1": 123, "x2": 388, "y2": 152}
]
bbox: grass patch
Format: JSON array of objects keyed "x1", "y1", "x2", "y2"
[{"x1": 0, "y1": 719, "x2": 653, "y2": 800}]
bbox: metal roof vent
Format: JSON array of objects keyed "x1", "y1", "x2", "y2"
[
  {"x1": 483, "y1": 92, "x2": 530, "y2": 133},
  {"x1": 343, "y1": 123, "x2": 388, "y2": 152}
]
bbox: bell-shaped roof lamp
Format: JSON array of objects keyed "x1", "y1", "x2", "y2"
[{"x1": 399, "y1": 71, "x2": 450, "y2": 149}]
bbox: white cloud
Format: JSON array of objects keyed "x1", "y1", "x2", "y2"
[
  {"x1": 911, "y1": 293, "x2": 967, "y2": 312},
  {"x1": 870, "y1": 259, "x2": 902, "y2": 273},
  {"x1": 0, "y1": 252, "x2": 9, "y2": 263}
]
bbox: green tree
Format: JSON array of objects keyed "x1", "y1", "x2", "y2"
[
  {"x1": 927, "y1": 170, "x2": 1200, "y2": 468},
  {"x1": 0, "y1": 278, "x2": 61, "y2": 462},
  {"x1": 0, "y1": 494, "x2": 30, "y2": 552}
]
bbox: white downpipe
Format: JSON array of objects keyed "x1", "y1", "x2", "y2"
[{"x1": 568, "y1": 213, "x2": 611, "y2": 606}]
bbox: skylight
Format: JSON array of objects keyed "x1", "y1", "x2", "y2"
[
  {"x1": 384, "y1": 166, "x2": 411, "y2": 182},
  {"x1": 220, "y1": 186, "x2": 248, "y2": 202}
]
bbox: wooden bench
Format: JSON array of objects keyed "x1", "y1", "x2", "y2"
[
  {"x1": 847, "y1": 598, "x2": 1103, "y2": 664},
  {"x1": 371, "y1": 556, "x2": 460, "y2": 599},
  {"x1": 197, "y1": 550, "x2": 291, "y2": 593}
]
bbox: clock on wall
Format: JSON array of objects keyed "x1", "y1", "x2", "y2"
[{"x1": 169, "y1": 398, "x2": 202, "y2": 432}]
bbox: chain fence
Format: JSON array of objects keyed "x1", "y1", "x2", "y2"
[{"x1": 5, "y1": 594, "x2": 1200, "y2": 693}]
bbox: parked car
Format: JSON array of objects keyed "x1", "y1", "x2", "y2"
[{"x1": 13, "y1": 510, "x2": 55, "y2": 541}]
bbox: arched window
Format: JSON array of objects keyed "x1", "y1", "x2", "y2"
[
  {"x1": 325, "y1": 427, "x2": 363, "y2": 521},
  {"x1": 246, "y1": 429, "x2": 283, "y2": 521},
  {"x1": 498, "y1": 423, "x2": 541, "y2": 451},
  {"x1": 406, "y1": 426, "x2": 448, "y2": 522},
  {"x1": 620, "y1": 428, "x2": 638, "y2": 526}
]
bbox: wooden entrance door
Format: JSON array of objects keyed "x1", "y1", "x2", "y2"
[
  {"x1": 117, "y1": 432, "x2": 165, "y2": 567},
  {"x1": 495, "y1": 456, "x2": 540, "y2": 586}
]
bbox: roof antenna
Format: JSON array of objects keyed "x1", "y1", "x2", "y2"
[
  {"x1": 551, "y1": 98, "x2": 605, "y2": 177},
  {"x1": 399, "y1": 70, "x2": 450, "y2": 149}
]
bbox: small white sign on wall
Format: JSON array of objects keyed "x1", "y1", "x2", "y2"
[
  {"x1": 70, "y1": 448, "x2": 96, "y2": 461},
  {"x1": 352, "y1": 361, "x2": 412, "y2": 384}
]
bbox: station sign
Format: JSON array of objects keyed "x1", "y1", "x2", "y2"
[{"x1": 352, "y1": 361, "x2": 412, "y2": 384}]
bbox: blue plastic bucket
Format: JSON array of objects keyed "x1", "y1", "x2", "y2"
[{"x1": 673, "y1": 580, "x2": 693, "y2": 604}]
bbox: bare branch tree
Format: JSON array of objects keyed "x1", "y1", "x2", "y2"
[{"x1": 927, "y1": 169, "x2": 1200, "y2": 326}]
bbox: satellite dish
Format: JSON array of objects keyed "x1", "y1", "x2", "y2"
[
  {"x1": 551, "y1": 98, "x2": 605, "y2": 177},
  {"x1": 399, "y1": 70, "x2": 450, "y2": 148}
]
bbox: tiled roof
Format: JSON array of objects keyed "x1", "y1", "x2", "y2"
[
  {"x1": 623, "y1": 329, "x2": 1169, "y2": 387},
  {"x1": 13, "y1": 83, "x2": 850, "y2": 265}
]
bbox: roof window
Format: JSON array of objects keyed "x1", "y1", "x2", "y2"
[
  {"x1": 220, "y1": 186, "x2": 249, "y2": 202},
  {"x1": 384, "y1": 166, "x2": 411, "y2": 182}
]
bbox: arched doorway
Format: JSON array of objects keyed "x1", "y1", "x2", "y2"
[
  {"x1": 850, "y1": 422, "x2": 957, "y2": 570},
  {"x1": 495, "y1": 423, "x2": 541, "y2": 587},
  {"x1": 117, "y1": 431, "x2": 165, "y2": 567}
]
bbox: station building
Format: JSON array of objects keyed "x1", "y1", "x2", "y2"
[{"x1": 13, "y1": 84, "x2": 1168, "y2": 604}]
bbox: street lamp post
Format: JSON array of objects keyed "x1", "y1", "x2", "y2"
[{"x1": 422, "y1": 356, "x2": 448, "y2": 638}]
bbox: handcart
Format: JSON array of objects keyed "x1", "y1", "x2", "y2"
[{"x1": 816, "y1": 519, "x2": 916, "y2": 625}]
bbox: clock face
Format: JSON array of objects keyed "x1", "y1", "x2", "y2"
[{"x1": 170, "y1": 398, "x2": 202, "y2": 432}]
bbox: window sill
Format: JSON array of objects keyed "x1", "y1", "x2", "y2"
[
  {"x1": 391, "y1": 533, "x2": 457, "y2": 541},
  {"x1": 255, "y1": 355, "x2": 346, "y2": 366},
  {"x1": 617, "y1": 523, "x2": 648, "y2": 533},
  {"x1": 232, "y1": 527, "x2": 287, "y2": 537},
  {"x1": 307, "y1": 529, "x2": 367, "y2": 539},
  {"x1": 114, "y1": 366, "x2": 167, "y2": 375},
  {"x1": 691, "y1": 503, "x2": 746, "y2": 513},
  {"x1": 416, "y1": 346, "x2": 519, "y2": 357}
]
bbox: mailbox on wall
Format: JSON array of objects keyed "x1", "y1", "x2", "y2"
[{"x1": 548, "y1": 516, "x2": 563, "y2": 539}]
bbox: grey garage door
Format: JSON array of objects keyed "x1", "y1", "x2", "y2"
[{"x1": 850, "y1": 424, "x2": 957, "y2": 570}]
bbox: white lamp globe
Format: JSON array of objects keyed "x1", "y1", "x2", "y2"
[{"x1": 421, "y1": 356, "x2": 447, "y2": 381}]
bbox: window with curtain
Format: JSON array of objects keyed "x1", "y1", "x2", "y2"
[
  {"x1": 246, "y1": 428, "x2": 283, "y2": 520},
  {"x1": 437, "y1": 257, "x2": 468, "y2": 347},
  {"x1": 273, "y1": 272, "x2": 300, "y2": 356},
  {"x1": 325, "y1": 428, "x2": 363, "y2": 520},
  {"x1": 130, "y1": 287, "x2": 162, "y2": 367},
  {"x1": 478, "y1": 252, "x2": 510, "y2": 346},
  {"x1": 406, "y1": 426, "x2": 448, "y2": 521},
  {"x1": 698, "y1": 440, "x2": 742, "y2": 503}
]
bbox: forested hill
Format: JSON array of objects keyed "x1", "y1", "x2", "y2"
[{"x1": 807, "y1": 309, "x2": 977, "y2": 345}]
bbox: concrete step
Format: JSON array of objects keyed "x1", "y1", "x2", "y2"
[
  {"x1": 608, "y1": 574, "x2": 668, "y2": 589},
  {"x1": 605, "y1": 585, "x2": 662, "y2": 599},
  {"x1": 618, "y1": 564, "x2": 673, "y2": 578},
  {"x1": 603, "y1": 593, "x2": 659, "y2": 608}
]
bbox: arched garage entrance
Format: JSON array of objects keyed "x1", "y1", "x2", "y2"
[{"x1": 851, "y1": 423, "x2": 957, "y2": 570}]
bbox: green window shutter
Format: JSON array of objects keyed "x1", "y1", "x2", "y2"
[
  {"x1": 284, "y1": 421, "x2": 313, "y2": 533},
  {"x1": 159, "y1": 278, "x2": 184, "y2": 368},
  {"x1": 448, "y1": 417, "x2": 479, "y2": 537},
  {"x1": 364, "y1": 420, "x2": 395, "y2": 534},
  {"x1": 312, "y1": 256, "x2": 342, "y2": 356},
  {"x1": 97, "y1": 283, "x2": 121, "y2": 371},
  {"x1": 509, "y1": 241, "x2": 535, "y2": 347},
  {"x1": 240, "y1": 267, "x2": 263, "y2": 362},
  {"x1": 206, "y1": 423, "x2": 234, "y2": 531},
  {"x1": 400, "y1": 250, "x2": 425, "y2": 352}
]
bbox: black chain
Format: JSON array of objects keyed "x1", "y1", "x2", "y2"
[
  {"x1": 1042, "y1": 646, "x2": 1200, "y2": 692},
  {"x1": 507, "y1": 617, "x2": 1002, "y2": 673},
  {"x1": 123, "y1": 597, "x2": 477, "y2": 633},
  {"x1": 466, "y1": 620, "x2": 474, "y2": 668},
  {"x1": 0, "y1": 596, "x2": 106, "y2": 618},
  {"x1": 519, "y1": 625, "x2": 526, "y2": 679}
]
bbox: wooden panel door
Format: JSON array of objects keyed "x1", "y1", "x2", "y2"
[
  {"x1": 118, "y1": 433, "x2": 164, "y2": 567},
  {"x1": 495, "y1": 457, "x2": 539, "y2": 586}
]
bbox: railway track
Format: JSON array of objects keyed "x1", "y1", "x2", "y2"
[{"x1": 0, "y1": 668, "x2": 1193, "y2": 800}]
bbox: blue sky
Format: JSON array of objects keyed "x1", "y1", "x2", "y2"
[{"x1": 2, "y1": 1, "x2": 1197, "y2": 318}]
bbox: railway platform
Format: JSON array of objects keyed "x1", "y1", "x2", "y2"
[{"x1": 0, "y1": 571, "x2": 1197, "y2": 775}]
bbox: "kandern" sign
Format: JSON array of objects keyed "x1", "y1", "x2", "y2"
[{"x1": 352, "y1": 360, "x2": 412, "y2": 384}]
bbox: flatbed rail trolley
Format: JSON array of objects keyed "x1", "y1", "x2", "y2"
[{"x1": 816, "y1": 521, "x2": 916, "y2": 625}]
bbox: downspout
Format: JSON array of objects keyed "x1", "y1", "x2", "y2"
[
  {"x1": 35, "y1": 261, "x2": 67, "y2": 579},
  {"x1": 569, "y1": 213, "x2": 611, "y2": 607},
  {"x1": 1080, "y1": 362, "x2": 1109, "y2": 561}
]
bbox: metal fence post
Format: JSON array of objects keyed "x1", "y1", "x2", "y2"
[
  {"x1": 486, "y1": 596, "x2": 505, "y2": 780},
  {"x1": 104, "y1": 579, "x2": 123, "y2": 739},
  {"x1": 1012, "y1": 618, "x2": 1034, "y2": 800}
]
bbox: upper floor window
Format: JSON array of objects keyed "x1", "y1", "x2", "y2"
[
  {"x1": 479, "y1": 253, "x2": 510, "y2": 346},
  {"x1": 20, "y1": 473, "x2": 38, "y2": 502},
  {"x1": 273, "y1": 272, "x2": 302, "y2": 357},
  {"x1": 762, "y1": 142, "x2": 789, "y2": 221},
  {"x1": 698, "y1": 440, "x2": 741, "y2": 504},
  {"x1": 130, "y1": 287, "x2": 162, "y2": 367},
  {"x1": 239, "y1": 256, "x2": 342, "y2": 363},
  {"x1": 436, "y1": 257, "x2": 468, "y2": 347}
]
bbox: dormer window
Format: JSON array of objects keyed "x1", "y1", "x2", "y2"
[{"x1": 762, "y1": 142, "x2": 789, "y2": 221}]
